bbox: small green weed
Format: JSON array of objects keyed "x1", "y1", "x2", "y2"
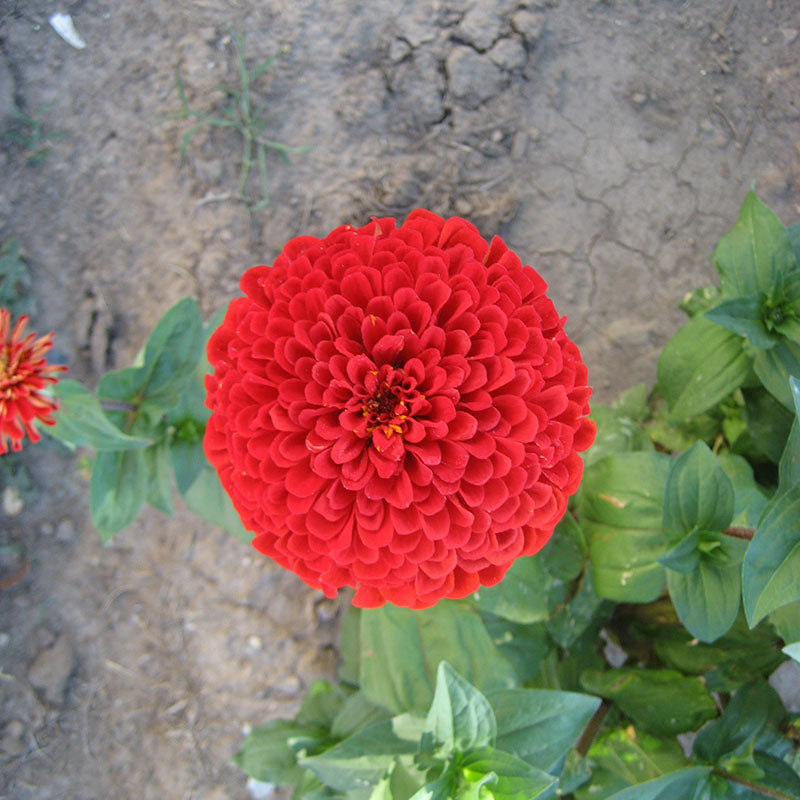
[
  {"x1": 0, "y1": 239, "x2": 33, "y2": 317},
  {"x1": 1, "y1": 102, "x2": 68, "y2": 164},
  {"x1": 168, "y1": 32, "x2": 308, "y2": 212}
]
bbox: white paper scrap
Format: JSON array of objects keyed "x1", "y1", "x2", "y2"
[{"x1": 49, "y1": 13, "x2": 87, "y2": 50}]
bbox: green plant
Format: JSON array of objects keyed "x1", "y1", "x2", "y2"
[
  {"x1": 168, "y1": 31, "x2": 307, "y2": 211},
  {"x1": 34, "y1": 193, "x2": 800, "y2": 799},
  {"x1": 0, "y1": 102, "x2": 68, "y2": 164},
  {"x1": 0, "y1": 239, "x2": 33, "y2": 317}
]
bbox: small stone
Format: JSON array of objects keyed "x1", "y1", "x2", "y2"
[
  {"x1": 275, "y1": 674, "x2": 301, "y2": 697},
  {"x1": 246, "y1": 635, "x2": 262, "y2": 651},
  {"x1": 28, "y1": 634, "x2": 75, "y2": 706},
  {"x1": 247, "y1": 778, "x2": 277, "y2": 799},
  {"x1": 40, "y1": 522, "x2": 55, "y2": 536},
  {"x1": 3, "y1": 485, "x2": 24, "y2": 517},
  {"x1": 511, "y1": 10, "x2": 547, "y2": 46},
  {"x1": 630, "y1": 90, "x2": 648, "y2": 108},
  {"x1": 781, "y1": 28, "x2": 798, "y2": 44},
  {"x1": 313, "y1": 597, "x2": 337, "y2": 624},
  {"x1": 455, "y1": 198, "x2": 474, "y2": 216},
  {"x1": 1, "y1": 719, "x2": 26, "y2": 756},
  {"x1": 0, "y1": 632, "x2": 9, "y2": 648},
  {"x1": 488, "y1": 36, "x2": 527, "y2": 72},
  {"x1": 55, "y1": 518, "x2": 76, "y2": 543}
]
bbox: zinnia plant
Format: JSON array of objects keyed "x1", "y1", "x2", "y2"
[
  {"x1": 36, "y1": 193, "x2": 800, "y2": 800},
  {"x1": 203, "y1": 210, "x2": 595, "y2": 608},
  {"x1": 0, "y1": 309, "x2": 65, "y2": 453}
]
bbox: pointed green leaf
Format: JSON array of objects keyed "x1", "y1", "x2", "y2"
[
  {"x1": 666, "y1": 559, "x2": 741, "y2": 643},
  {"x1": 712, "y1": 190, "x2": 797, "y2": 298},
  {"x1": 421, "y1": 662, "x2": 496, "y2": 759},
  {"x1": 359, "y1": 603, "x2": 516, "y2": 715},
  {"x1": 48, "y1": 379, "x2": 152, "y2": 451},
  {"x1": 753, "y1": 339, "x2": 800, "y2": 411},
  {"x1": 792, "y1": 375, "x2": 800, "y2": 418},
  {"x1": 546, "y1": 564, "x2": 613, "y2": 649},
  {"x1": 580, "y1": 669, "x2": 717, "y2": 735},
  {"x1": 783, "y1": 642, "x2": 800, "y2": 663},
  {"x1": 90, "y1": 449, "x2": 148, "y2": 539},
  {"x1": 657, "y1": 314, "x2": 749, "y2": 420},
  {"x1": 331, "y1": 691, "x2": 391, "y2": 741},
  {"x1": 539, "y1": 513, "x2": 586, "y2": 581},
  {"x1": 743, "y1": 485, "x2": 800, "y2": 625},
  {"x1": 488, "y1": 688, "x2": 600, "y2": 771},
  {"x1": 658, "y1": 530, "x2": 701, "y2": 574},
  {"x1": 706, "y1": 294, "x2": 777, "y2": 349},
  {"x1": 663, "y1": 442, "x2": 735, "y2": 536},
  {"x1": 604, "y1": 767, "x2": 711, "y2": 800}
]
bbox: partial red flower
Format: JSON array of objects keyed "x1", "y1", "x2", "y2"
[
  {"x1": 204, "y1": 211, "x2": 595, "y2": 609},
  {"x1": 0, "y1": 310, "x2": 66, "y2": 454}
]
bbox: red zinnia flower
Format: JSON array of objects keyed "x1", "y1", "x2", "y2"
[
  {"x1": 0, "y1": 310, "x2": 66, "y2": 454},
  {"x1": 204, "y1": 211, "x2": 595, "y2": 608}
]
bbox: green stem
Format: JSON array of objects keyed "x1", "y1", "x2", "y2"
[
  {"x1": 712, "y1": 768, "x2": 798, "y2": 800},
  {"x1": 99, "y1": 398, "x2": 138, "y2": 413}
]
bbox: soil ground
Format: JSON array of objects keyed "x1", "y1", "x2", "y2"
[{"x1": 0, "y1": 1, "x2": 798, "y2": 798}]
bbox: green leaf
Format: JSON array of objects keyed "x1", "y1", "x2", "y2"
[
  {"x1": 90, "y1": 450, "x2": 148, "y2": 539},
  {"x1": 778, "y1": 419, "x2": 800, "y2": 496},
  {"x1": 716, "y1": 452, "x2": 770, "y2": 527},
  {"x1": 299, "y1": 719, "x2": 418, "y2": 794},
  {"x1": 488, "y1": 688, "x2": 600, "y2": 772},
  {"x1": 585, "y1": 405, "x2": 653, "y2": 468},
  {"x1": 666, "y1": 558, "x2": 741, "y2": 643},
  {"x1": 47, "y1": 379, "x2": 152, "y2": 451},
  {"x1": 740, "y1": 386, "x2": 795, "y2": 464},
  {"x1": 580, "y1": 669, "x2": 717, "y2": 735},
  {"x1": 743, "y1": 485, "x2": 800, "y2": 626},
  {"x1": 792, "y1": 375, "x2": 800, "y2": 418},
  {"x1": 783, "y1": 642, "x2": 800, "y2": 663},
  {"x1": 558, "y1": 749, "x2": 593, "y2": 795},
  {"x1": 693, "y1": 681, "x2": 781, "y2": 765},
  {"x1": 663, "y1": 442, "x2": 735, "y2": 536},
  {"x1": 539, "y1": 513, "x2": 586, "y2": 581},
  {"x1": 657, "y1": 314, "x2": 750, "y2": 420},
  {"x1": 712, "y1": 190, "x2": 798, "y2": 298},
  {"x1": 144, "y1": 441, "x2": 174, "y2": 515},
  {"x1": 581, "y1": 452, "x2": 671, "y2": 602},
  {"x1": 546, "y1": 564, "x2": 613, "y2": 649},
  {"x1": 789, "y1": 223, "x2": 800, "y2": 262},
  {"x1": 460, "y1": 748, "x2": 557, "y2": 800},
  {"x1": 652, "y1": 615, "x2": 785, "y2": 693},
  {"x1": 233, "y1": 719, "x2": 328, "y2": 785},
  {"x1": 770, "y1": 601, "x2": 800, "y2": 645},
  {"x1": 420, "y1": 662, "x2": 496, "y2": 760},
  {"x1": 706, "y1": 294, "x2": 777, "y2": 350},
  {"x1": 658, "y1": 530, "x2": 701, "y2": 574},
  {"x1": 296, "y1": 681, "x2": 349, "y2": 729},
  {"x1": 182, "y1": 463, "x2": 251, "y2": 544},
  {"x1": 750, "y1": 752, "x2": 800, "y2": 798},
  {"x1": 473, "y1": 556, "x2": 551, "y2": 624},
  {"x1": 753, "y1": 340, "x2": 800, "y2": 411},
  {"x1": 604, "y1": 767, "x2": 712, "y2": 800},
  {"x1": 330, "y1": 691, "x2": 390, "y2": 741},
  {"x1": 575, "y1": 728, "x2": 689, "y2": 800},
  {"x1": 482, "y1": 616, "x2": 551, "y2": 685},
  {"x1": 359, "y1": 603, "x2": 516, "y2": 715},
  {"x1": 409, "y1": 771, "x2": 456, "y2": 800}
]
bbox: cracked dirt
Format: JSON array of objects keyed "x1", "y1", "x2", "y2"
[{"x1": 0, "y1": 1, "x2": 799, "y2": 797}]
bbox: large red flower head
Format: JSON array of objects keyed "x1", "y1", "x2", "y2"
[
  {"x1": 0, "y1": 310, "x2": 66, "y2": 454},
  {"x1": 204, "y1": 211, "x2": 595, "y2": 608}
]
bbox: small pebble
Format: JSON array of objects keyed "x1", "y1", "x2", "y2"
[{"x1": 3, "y1": 486, "x2": 23, "y2": 517}]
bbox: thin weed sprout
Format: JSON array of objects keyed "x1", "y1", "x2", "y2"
[
  {"x1": 0, "y1": 102, "x2": 69, "y2": 164},
  {"x1": 167, "y1": 32, "x2": 308, "y2": 212}
]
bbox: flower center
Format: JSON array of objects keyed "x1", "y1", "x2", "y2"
[{"x1": 358, "y1": 364, "x2": 423, "y2": 440}]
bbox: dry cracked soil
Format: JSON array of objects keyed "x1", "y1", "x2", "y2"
[{"x1": 0, "y1": 0, "x2": 799, "y2": 798}]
